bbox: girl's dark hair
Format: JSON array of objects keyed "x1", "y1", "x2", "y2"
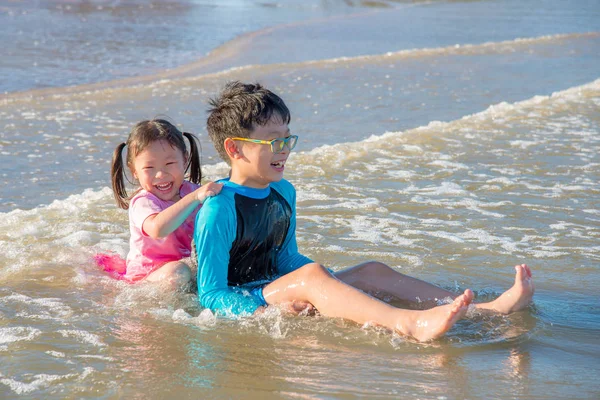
[
  {"x1": 110, "y1": 119, "x2": 202, "y2": 210},
  {"x1": 206, "y1": 81, "x2": 290, "y2": 163}
]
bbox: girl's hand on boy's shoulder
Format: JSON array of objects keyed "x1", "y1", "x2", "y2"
[{"x1": 196, "y1": 182, "x2": 223, "y2": 203}]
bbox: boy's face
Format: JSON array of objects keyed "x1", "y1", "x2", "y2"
[{"x1": 230, "y1": 118, "x2": 292, "y2": 188}]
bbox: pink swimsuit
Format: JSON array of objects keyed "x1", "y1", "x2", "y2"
[{"x1": 124, "y1": 181, "x2": 200, "y2": 282}]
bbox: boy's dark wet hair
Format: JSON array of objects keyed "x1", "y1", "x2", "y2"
[
  {"x1": 206, "y1": 81, "x2": 291, "y2": 163},
  {"x1": 110, "y1": 119, "x2": 202, "y2": 209}
]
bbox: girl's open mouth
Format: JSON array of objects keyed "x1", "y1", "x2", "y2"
[{"x1": 155, "y1": 182, "x2": 173, "y2": 192}]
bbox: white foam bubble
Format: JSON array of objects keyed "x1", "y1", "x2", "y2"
[
  {"x1": 385, "y1": 170, "x2": 414, "y2": 179},
  {"x1": 486, "y1": 177, "x2": 516, "y2": 186},
  {"x1": 201, "y1": 161, "x2": 230, "y2": 181},
  {"x1": 296, "y1": 188, "x2": 331, "y2": 202},
  {"x1": 549, "y1": 222, "x2": 572, "y2": 230},
  {"x1": 415, "y1": 229, "x2": 464, "y2": 243},
  {"x1": 46, "y1": 350, "x2": 66, "y2": 358},
  {"x1": 55, "y1": 230, "x2": 98, "y2": 247},
  {"x1": 0, "y1": 368, "x2": 89, "y2": 395},
  {"x1": 194, "y1": 308, "x2": 217, "y2": 327},
  {"x1": 460, "y1": 229, "x2": 519, "y2": 253},
  {"x1": 344, "y1": 216, "x2": 389, "y2": 244},
  {"x1": 0, "y1": 326, "x2": 42, "y2": 345},
  {"x1": 172, "y1": 308, "x2": 193, "y2": 321},
  {"x1": 528, "y1": 249, "x2": 570, "y2": 258},
  {"x1": 324, "y1": 245, "x2": 345, "y2": 252},
  {"x1": 1, "y1": 294, "x2": 73, "y2": 320},
  {"x1": 428, "y1": 160, "x2": 469, "y2": 170},
  {"x1": 582, "y1": 209, "x2": 600, "y2": 216},
  {"x1": 57, "y1": 330, "x2": 106, "y2": 347},
  {"x1": 510, "y1": 140, "x2": 537, "y2": 149},
  {"x1": 75, "y1": 355, "x2": 115, "y2": 361},
  {"x1": 407, "y1": 181, "x2": 468, "y2": 196}
]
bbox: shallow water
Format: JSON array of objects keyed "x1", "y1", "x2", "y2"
[{"x1": 1, "y1": 0, "x2": 600, "y2": 398}]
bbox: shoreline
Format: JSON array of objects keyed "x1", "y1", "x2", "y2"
[
  {"x1": 3, "y1": 30, "x2": 596, "y2": 105},
  {"x1": 0, "y1": 7, "x2": 380, "y2": 103}
]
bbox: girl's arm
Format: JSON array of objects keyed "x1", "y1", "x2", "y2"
[{"x1": 143, "y1": 181, "x2": 223, "y2": 239}]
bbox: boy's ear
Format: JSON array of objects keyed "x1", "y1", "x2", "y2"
[{"x1": 224, "y1": 138, "x2": 241, "y2": 159}]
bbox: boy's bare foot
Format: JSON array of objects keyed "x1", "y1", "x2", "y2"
[
  {"x1": 476, "y1": 264, "x2": 534, "y2": 314},
  {"x1": 401, "y1": 289, "x2": 474, "y2": 342}
]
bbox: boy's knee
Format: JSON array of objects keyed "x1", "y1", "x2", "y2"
[
  {"x1": 300, "y1": 262, "x2": 331, "y2": 279},
  {"x1": 358, "y1": 261, "x2": 401, "y2": 276}
]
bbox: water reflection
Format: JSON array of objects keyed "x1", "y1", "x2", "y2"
[
  {"x1": 110, "y1": 314, "x2": 211, "y2": 394},
  {"x1": 505, "y1": 347, "x2": 532, "y2": 394}
]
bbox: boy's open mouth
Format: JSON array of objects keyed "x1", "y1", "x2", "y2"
[
  {"x1": 155, "y1": 182, "x2": 173, "y2": 192},
  {"x1": 271, "y1": 161, "x2": 285, "y2": 168}
]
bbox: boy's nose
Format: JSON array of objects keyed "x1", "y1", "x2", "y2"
[{"x1": 279, "y1": 145, "x2": 291, "y2": 155}]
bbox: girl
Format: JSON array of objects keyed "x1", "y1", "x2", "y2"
[{"x1": 110, "y1": 119, "x2": 222, "y2": 287}]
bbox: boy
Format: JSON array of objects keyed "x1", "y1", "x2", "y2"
[{"x1": 193, "y1": 81, "x2": 534, "y2": 342}]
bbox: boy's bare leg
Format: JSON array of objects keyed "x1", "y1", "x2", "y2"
[
  {"x1": 334, "y1": 262, "x2": 456, "y2": 306},
  {"x1": 334, "y1": 262, "x2": 534, "y2": 314},
  {"x1": 261, "y1": 263, "x2": 473, "y2": 342}
]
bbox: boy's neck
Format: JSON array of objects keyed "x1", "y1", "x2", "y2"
[{"x1": 228, "y1": 170, "x2": 270, "y2": 189}]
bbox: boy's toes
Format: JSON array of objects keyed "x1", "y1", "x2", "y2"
[
  {"x1": 453, "y1": 289, "x2": 473, "y2": 311},
  {"x1": 523, "y1": 264, "x2": 532, "y2": 278},
  {"x1": 515, "y1": 264, "x2": 527, "y2": 282},
  {"x1": 462, "y1": 289, "x2": 474, "y2": 306}
]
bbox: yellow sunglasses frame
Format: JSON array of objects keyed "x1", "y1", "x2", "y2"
[{"x1": 231, "y1": 135, "x2": 298, "y2": 154}]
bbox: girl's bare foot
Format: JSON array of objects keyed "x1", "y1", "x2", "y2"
[
  {"x1": 476, "y1": 264, "x2": 534, "y2": 314},
  {"x1": 400, "y1": 289, "x2": 474, "y2": 342}
]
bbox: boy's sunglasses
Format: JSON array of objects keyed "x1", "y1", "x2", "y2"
[{"x1": 232, "y1": 135, "x2": 298, "y2": 154}]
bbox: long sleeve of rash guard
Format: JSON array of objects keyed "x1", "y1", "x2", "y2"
[{"x1": 194, "y1": 189, "x2": 265, "y2": 316}]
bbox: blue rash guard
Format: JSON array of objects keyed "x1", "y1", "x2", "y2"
[{"x1": 192, "y1": 178, "x2": 313, "y2": 316}]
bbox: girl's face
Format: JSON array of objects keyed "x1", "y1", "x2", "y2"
[{"x1": 131, "y1": 140, "x2": 187, "y2": 202}]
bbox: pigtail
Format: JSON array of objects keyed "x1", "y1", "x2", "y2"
[
  {"x1": 111, "y1": 142, "x2": 130, "y2": 210},
  {"x1": 183, "y1": 132, "x2": 203, "y2": 185}
]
